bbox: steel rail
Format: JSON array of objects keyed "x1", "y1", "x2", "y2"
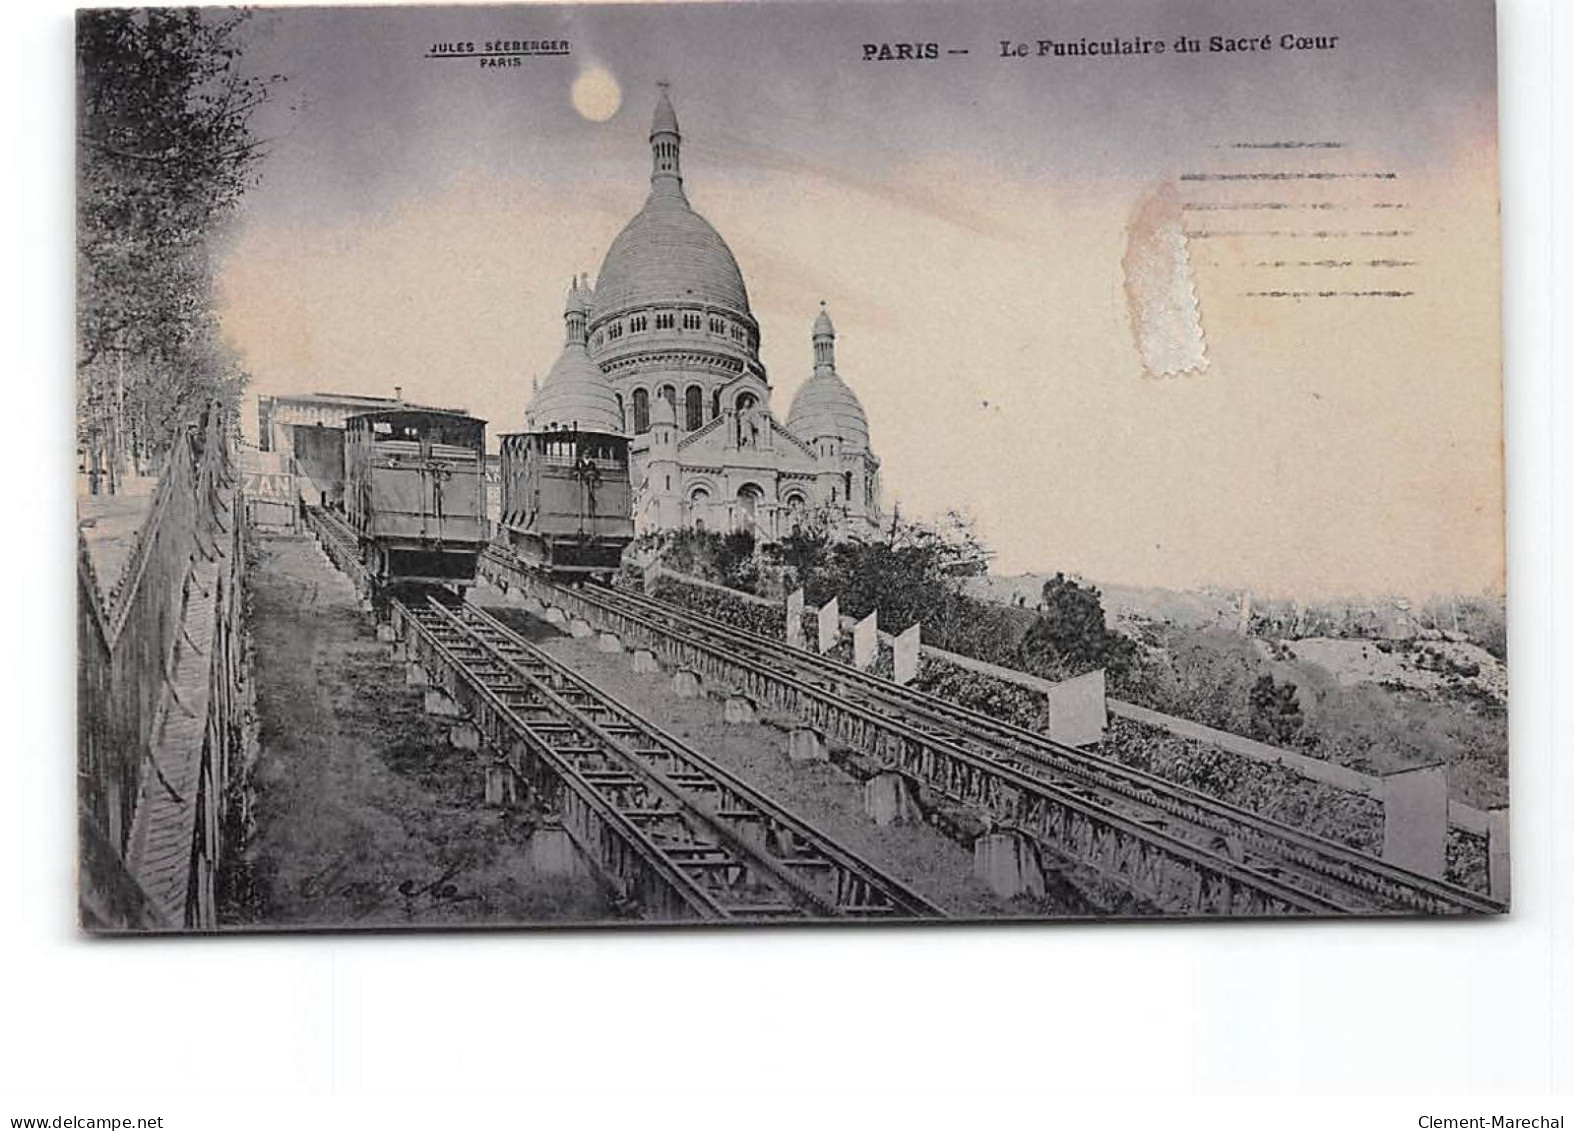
[
  {"x1": 305, "y1": 506, "x2": 370, "y2": 591},
  {"x1": 571, "y1": 571, "x2": 1502, "y2": 916},
  {"x1": 479, "y1": 551, "x2": 1342, "y2": 917},
  {"x1": 450, "y1": 600, "x2": 943, "y2": 920},
  {"x1": 393, "y1": 593, "x2": 938, "y2": 921},
  {"x1": 394, "y1": 594, "x2": 732, "y2": 921}
]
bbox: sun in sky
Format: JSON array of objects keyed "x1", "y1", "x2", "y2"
[{"x1": 571, "y1": 63, "x2": 621, "y2": 122}]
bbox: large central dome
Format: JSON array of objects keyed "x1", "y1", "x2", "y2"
[
  {"x1": 591, "y1": 193, "x2": 750, "y2": 317},
  {"x1": 588, "y1": 84, "x2": 752, "y2": 324}
]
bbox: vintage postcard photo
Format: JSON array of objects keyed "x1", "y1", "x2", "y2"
[{"x1": 76, "y1": 0, "x2": 1505, "y2": 931}]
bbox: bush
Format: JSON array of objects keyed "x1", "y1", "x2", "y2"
[
  {"x1": 648, "y1": 574, "x2": 785, "y2": 639},
  {"x1": 1101, "y1": 717, "x2": 1384, "y2": 855}
]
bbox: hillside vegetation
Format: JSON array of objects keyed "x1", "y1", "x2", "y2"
[{"x1": 630, "y1": 522, "x2": 1509, "y2": 812}]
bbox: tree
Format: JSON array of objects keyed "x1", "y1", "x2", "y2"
[
  {"x1": 1016, "y1": 573, "x2": 1137, "y2": 680},
  {"x1": 801, "y1": 510, "x2": 992, "y2": 631},
  {"x1": 76, "y1": 9, "x2": 284, "y2": 488},
  {"x1": 1248, "y1": 674, "x2": 1304, "y2": 745},
  {"x1": 770, "y1": 522, "x2": 831, "y2": 589}
]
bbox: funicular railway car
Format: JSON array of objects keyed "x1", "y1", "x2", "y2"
[
  {"x1": 497, "y1": 424, "x2": 634, "y2": 579},
  {"x1": 343, "y1": 409, "x2": 489, "y2": 586}
]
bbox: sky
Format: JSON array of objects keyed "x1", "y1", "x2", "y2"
[{"x1": 215, "y1": 0, "x2": 1502, "y2": 597}]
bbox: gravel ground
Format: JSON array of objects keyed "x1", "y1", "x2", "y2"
[
  {"x1": 224, "y1": 535, "x2": 612, "y2": 930},
  {"x1": 473, "y1": 586, "x2": 1124, "y2": 920}
]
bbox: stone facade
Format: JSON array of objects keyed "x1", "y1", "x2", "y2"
[{"x1": 543, "y1": 85, "x2": 883, "y2": 542}]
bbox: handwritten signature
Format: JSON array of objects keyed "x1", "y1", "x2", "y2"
[{"x1": 297, "y1": 858, "x2": 483, "y2": 918}]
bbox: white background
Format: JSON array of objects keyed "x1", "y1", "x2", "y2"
[{"x1": 2, "y1": 0, "x2": 1568, "y2": 1126}]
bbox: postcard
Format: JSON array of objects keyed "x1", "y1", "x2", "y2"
[{"x1": 76, "y1": 0, "x2": 1505, "y2": 931}]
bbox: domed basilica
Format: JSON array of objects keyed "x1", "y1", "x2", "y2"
[{"x1": 525, "y1": 84, "x2": 883, "y2": 542}]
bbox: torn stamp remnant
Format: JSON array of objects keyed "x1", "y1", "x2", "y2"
[{"x1": 1122, "y1": 182, "x2": 1208, "y2": 378}]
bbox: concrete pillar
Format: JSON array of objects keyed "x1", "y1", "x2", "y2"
[
  {"x1": 528, "y1": 824, "x2": 587, "y2": 878},
  {"x1": 376, "y1": 622, "x2": 396, "y2": 643},
  {"x1": 405, "y1": 662, "x2": 429, "y2": 687},
  {"x1": 723, "y1": 694, "x2": 757, "y2": 725},
  {"x1": 817, "y1": 598, "x2": 840, "y2": 654},
  {"x1": 596, "y1": 632, "x2": 623, "y2": 654},
  {"x1": 893, "y1": 624, "x2": 921, "y2": 686},
  {"x1": 853, "y1": 611, "x2": 878, "y2": 670},
  {"x1": 864, "y1": 773, "x2": 921, "y2": 827},
  {"x1": 974, "y1": 832, "x2": 1045, "y2": 900},
  {"x1": 484, "y1": 761, "x2": 517, "y2": 807},
  {"x1": 569, "y1": 617, "x2": 595, "y2": 639},
  {"x1": 1045, "y1": 669, "x2": 1108, "y2": 748},
  {"x1": 1486, "y1": 807, "x2": 1510, "y2": 903},
  {"x1": 631, "y1": 649, "x2": 660, "y2": 674},
  {"x1": 787, "y1": 727, "x2": 828, "y2": 764},
  {"x1": 448, "y1": 719, "x2": 481, "y2": 752},
  {"x1": 672, "y1": 669, "x2": 703, "y2": 699},
  {"x1": 1382, "y1": 764, "x2": 1449, "y2": 878},
  {"x1": 785, "y1": 588, "x2": 805, "y2": 649},
  {"x1": 424, "y1": 687, "x2": 463, "y2": 718}
]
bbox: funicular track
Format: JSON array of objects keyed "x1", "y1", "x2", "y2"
[
  {"x1": 306, "y1": 505, "x2": 939, "y2": 922},
  {"x1": 305, "y1": 505, "x2": 369, "y2": 590},
  {"x1": 390, "y1": 594, "x2": 944, "y2": 923},
  {"x1": 482, "y1": 552, "x2": 1339, "y2": 917},
  {"x1": 478, "y1": 547, "x2": 1502, "y2": 917}
]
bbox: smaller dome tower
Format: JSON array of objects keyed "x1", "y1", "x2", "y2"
[
  {"x1": 787, "y1": 302, "x2": 871, "y2": 454},
  {"x1": 526, "y1": 277, "x2": 624, "y2": 434}
]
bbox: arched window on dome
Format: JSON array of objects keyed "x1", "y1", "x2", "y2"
[
  {"x1": 660, "y1": 385, "x2": 677, "y2": 420},
  {"x1": 656, "y1": 312, "x2": 674, "y2": 331},
  {"x1": 683, "y1": 312, "x2": 702, "y2": 331},
  {"x1": 708, "y1": 316, "x2": 724, "y2": 335},
  {"x1": 711, "y1": 389, "x2": 722, "y2": 420},
  {"x1": 615, "y1": 394, "x2": 625, "y2": 433},
  {"x1": 844, "y1": 471, "x2": 853, "y2": 503},
  {"x1": 736, "y1": 391, "x2": 758, "y2": 415},
  {"x1": 630, "y1": 314, "x2": 647, "y2": 333},
  {"x1": 632, "y1": 388, "x2": 650, "y2": 434},
  {"x1": 684, "y1": 385, "x2": 703, "y2": 432}
]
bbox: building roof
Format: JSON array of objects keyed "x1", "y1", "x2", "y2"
[
  {"x1": 651, "y1": 82, "x2": 680, "y2": 137},
  {"x1": 527, "y1": 344, "x2": 624, "y2": 434},
  {"x1": 786, "y1": 371, "x2": 870, "y2": 452},
  {"x1": 592, "y1": 199, "x2": 751, "y2": 317},
  {"x1": 527, "y1": 281, "x2": 625, "y2": 435},
  {"x1": 590, "y1": 89, "x2": 752, "y2": 321},
  {"x1": 787, "y1": 304, "x2": 870, "y2": 451}
]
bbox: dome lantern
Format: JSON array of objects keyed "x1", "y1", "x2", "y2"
[
  {"x1": 649, "y1": 81, "x2": 684, "y2": 199},
  {"x1": 812, "y1": 301, "x2": 835, "y2": 373},
  {"x1": 564, "y1": 275, "x2": 589, "y2": 345}
]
